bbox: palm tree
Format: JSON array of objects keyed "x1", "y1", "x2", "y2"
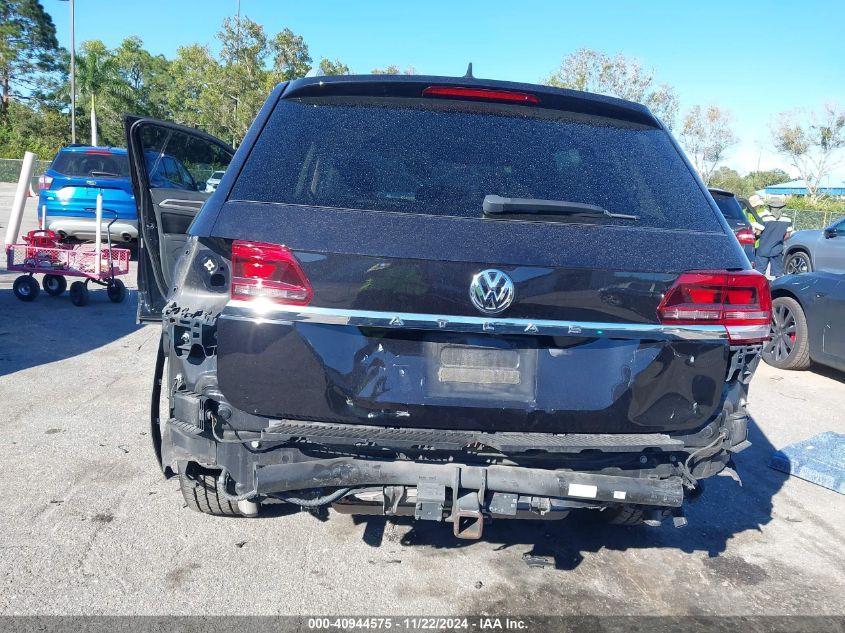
[{"x1": 75, "y1": 40, "x2": 127, "y2": 146}]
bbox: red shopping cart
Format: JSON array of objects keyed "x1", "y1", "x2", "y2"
[{"x1": 5, "y1": 210, "x2": 130, "y2": 306}]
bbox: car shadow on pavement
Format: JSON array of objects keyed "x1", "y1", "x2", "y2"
[
  {"x1": 350, "y1": 419, "x2": 786, "y2": 570},
  {"x1": 0, "y1": 287, "x2": 144, "y2": 377},
  {"x1": 810, "y1": 362, "x2": 845, "y2": 383}
]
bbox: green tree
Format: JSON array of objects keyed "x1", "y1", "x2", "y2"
[
  {"x1": 708, "y1": 167, "x2": 794, "y2": 198},
  {"x1": 745, "y1": 168, "x2": 791, "y2": 192},
  {"x1": 112, "y1": 36, "x2": 170, "y2": 117},
  {"x1": 708, "y1": 166, "x2": 745, "y2": 195},
  {"x1": 319, "y1": 58, "x2": 349, "y2": 76},
  {"x1": 0, "y1": 100, "x2": 67, "y2": 157},
  {"x1": 68, "y1": 37, "x2": 171, "y2": 145},
  {"x1": 270, "y1": 28, "x2": 311, "y2": 80},
  {"x1": 545, "y1": 48, "x2": 679, "y2": 129},
  {"x1": 371, "y1": 64, "x2": 415, "y2": 75},
  {"x1": 76, "y1": 40, "x2": 132, "y2": 145},
  {"x1": 0, "y1": 0, "x2": 61, "y2": 117},
  {"x1": 165, "y1": 44, "x2": 226, "y2": 138},
  {"x1": 217, "y1": 16, "x2": 271, "y2": 145},
  {"x1": 771, "y1": 104, "x2": 845, "y2": 200},
  {"x1": 679, "y1": 105, "x2": 738, "y2": 185}
]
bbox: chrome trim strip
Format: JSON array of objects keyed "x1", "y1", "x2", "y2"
[
  {"x1": 159, "y1": 199, "x2": 204, "y2": 212},
  {"x1": 725, "y1": 324, "x2": 771, "y2": 341},
  {"x1": 221, "y1": 301, "x2": 728, "y2": 341}
]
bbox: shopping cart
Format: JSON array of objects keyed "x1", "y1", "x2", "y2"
[{"x1": 5, "y1": 210, "x2": 130, "y2": 306}]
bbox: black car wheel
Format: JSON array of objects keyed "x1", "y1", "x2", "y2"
[
  {"x1": 42, "y1": 274, "x2": 68, "y2": 296},
  {"x1": 763, "y1": 297, "x2": 810, "y2": 370},
  {"x1": 602, "y1": 505, "x2": 644, "y2": 525},
  {"x1": 179, "y1": 462, "x2": 244, "y2": 517},
  {"x1": 784, "y1": 251, "x2": 812, "y2": 274},
  {"x1": 13, "y1": 275, "x2": 40, "y2": 302}
]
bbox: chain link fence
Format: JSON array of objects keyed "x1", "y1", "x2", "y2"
[
  {"x1": 0, "y1": 158, "x2": 52, "y2": 188},
  {"x1": 786, "y1": 207, "x2": 841, "y2": 231}
]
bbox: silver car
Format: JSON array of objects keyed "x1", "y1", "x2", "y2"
[{"x1": 783, "y1": 216, "x2": 845, "y2": 274}]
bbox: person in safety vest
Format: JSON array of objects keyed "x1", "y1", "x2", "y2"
[{"x1": 753, "y1": 199, "x2": 793, "y2": 278}]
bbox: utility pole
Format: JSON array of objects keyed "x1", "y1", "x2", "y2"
[
  {"x1": 70, "y1": 0, "x2": 75, "y2": 144},
  {"x1": 236, "y1": 0, "x2": 241, "y2": 56},
  {"x1": 233, "y1": 0, "x2": 240, "y2": 145},
  {"x1": 58, "y1": 0, "x2": 76, "y2": 143}
]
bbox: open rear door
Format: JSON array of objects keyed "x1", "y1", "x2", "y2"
[{"x1": 124, "y1": 115, "x2": 234, "y2": 321}]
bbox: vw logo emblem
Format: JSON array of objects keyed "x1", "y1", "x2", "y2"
[{"x1": 469, "y1": 269, "x2": 515, "y2": 314}]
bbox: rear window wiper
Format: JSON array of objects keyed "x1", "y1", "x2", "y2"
[
  {"x1": 89, "y1": 171, "x2": 120, "y2": 178},
  {"x1": 482, "y1": 195, "x2": 639, "y2": 220}
]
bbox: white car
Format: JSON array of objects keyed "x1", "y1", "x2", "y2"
[{"x1": 205, "y1": 171, "x2": 226, "y2": 192}]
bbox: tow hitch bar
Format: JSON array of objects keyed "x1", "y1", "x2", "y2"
[
  {"x1": 449, "y1": 468, "x2": 486, "y2": 539},
  {"x1": 452, "y1": 491, "x2": 484, "y2": 539}
]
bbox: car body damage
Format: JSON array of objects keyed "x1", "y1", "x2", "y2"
[{"x1": 128, "y1": 75, "x2": 767, "y2": 537}]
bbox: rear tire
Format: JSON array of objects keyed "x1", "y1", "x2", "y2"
[
  {"x1": 602, "y1": 505, "x2": 644, "y2": 526},
  {"x1": 784, "y1": 250, "x2": 812, "y2": 274},
  {"x1": 42, "y1": 274, "x2": 67, "y2": 296},
  {"x1": 763, "y1": 297, "x2": 810, "y2": 370},
  {"x1": 69, "y1": 281, "x2": 89, "y2": 307},
  {"x1": 179, "y1": 463, "x2": 243, "y2": 517},
  {"x1": 13, "y1": 275, "x2": 39, "y2": 302}
]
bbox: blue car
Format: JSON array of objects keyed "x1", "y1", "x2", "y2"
[
  {"x1": 38, "y1": 146, "x2": 138, "y2": 243},
  {"x1": 38, "y1": 146, "x2": 204, "y2": 243}
]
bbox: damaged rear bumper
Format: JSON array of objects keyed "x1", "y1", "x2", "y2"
[
  {"x1": 254, "y1": 457, "x2": 685, "y2": 507},
  {"x1": 257, "y1": 457, "x2": 685, "y2": 539},
  {"x1": 161, "y1": 389, "x2": 751, "y2": 537}
]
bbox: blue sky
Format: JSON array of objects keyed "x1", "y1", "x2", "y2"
[{"x1": 46, "y1": 0, "x2": 845, "y2": 175}]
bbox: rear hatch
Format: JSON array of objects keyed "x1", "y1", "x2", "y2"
[
  {"x1": 202, "y1": 79, "x2": 761, "y2": 434},
  {"x1": 42, "y1": 149, "x2": 135, "y2": 218}
]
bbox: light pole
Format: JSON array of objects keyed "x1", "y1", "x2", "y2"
[{"x1": 58, "y1": 0, "x2": 76, "y2": 144}]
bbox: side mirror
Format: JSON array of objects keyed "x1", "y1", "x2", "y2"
[
  {"x1": 196, "y1": 181, "x2": 207, "y2": 192},
  {"x1": 823, "y1": 227, "x2": 838, "y2": 239}
]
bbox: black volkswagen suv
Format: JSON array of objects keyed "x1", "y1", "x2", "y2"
[{"x1": 125, "y1": 75, "x2": 769, "y2": 538}]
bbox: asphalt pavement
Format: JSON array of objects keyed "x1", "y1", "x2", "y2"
[{"x1": 1, "y1": 183, "x2": 843, "y2": 615}]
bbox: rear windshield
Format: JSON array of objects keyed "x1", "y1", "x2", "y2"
[
  {"x1": 231, "y1": 97, "x2": 722, "y2": 231},
  {"x1": 710, "y1": 192, "x2": 746, "y2": 221},
  {"x1": 51, "y1": 151, "x2": 130, "y2": 178}
]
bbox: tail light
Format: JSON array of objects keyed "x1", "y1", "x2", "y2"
[
  {"x1": 230, "y1": 240, "x2": 312, "y2": 305},
  {"x1": 735, "y1": 227, "x2": 756, "y2": 245},
  {"x1": 422, "y1": 86, "x2": 540, "y2": 104},
  {"x1": 38, "y1": 174, "x2": 53, "y2": 191},
  {"x1": 657, "y1": 270, "x2": 771, "y2": 344}
]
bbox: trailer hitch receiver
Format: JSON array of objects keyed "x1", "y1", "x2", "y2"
[{"x1": 452, "y1": 491, "x2": 484, "y2": 539}]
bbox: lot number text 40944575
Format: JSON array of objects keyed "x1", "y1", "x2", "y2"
[{"x1": 306, "y1": 617, "x2": 529, "y2": 630}]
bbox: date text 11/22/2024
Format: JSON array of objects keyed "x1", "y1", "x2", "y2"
[{"x1": 306, "y1": 617, "x2": 529, "y2": 630}]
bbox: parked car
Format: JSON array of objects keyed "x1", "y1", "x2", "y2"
[
  {"x1": 708, "y1": 188, "x2": 756, "y2": 259},
  {"x1": 125, "y1": 75, "x2": 769, "y2": 536},
  {"x1": 38, "y1": 146, "x2": 138, "y2": 243},
  {"x1": 205, "y1": 170, "x2": 226, "y2": 192},
  {"x1": 782, "y1": 216, "x2": 845, "y2": 274},
  {"x1": 39, "y1": 145, "x2": 209, "y2": 243},
  {"x1": 763, "y1": 272, "x2": 845, "y2": 372}
]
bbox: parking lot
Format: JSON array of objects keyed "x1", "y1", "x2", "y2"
[{"x1": 1, "y1": 183, "x2": 844, "y2": 616}]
